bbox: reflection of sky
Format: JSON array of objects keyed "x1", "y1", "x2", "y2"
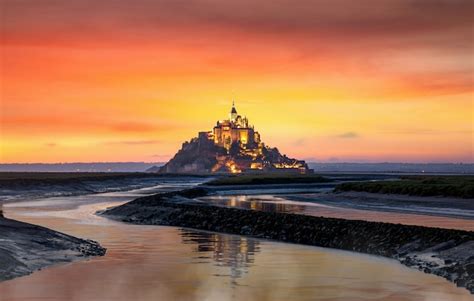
[
  {"x1": 206, "y1": 195, "x2": 308, "y2": 215},
  {"x1": 201, "y1": 194, "x2": 474, "y2": 231},
  {"x1": 181, "y1": 229, "x2": 259, "y2": 283}
]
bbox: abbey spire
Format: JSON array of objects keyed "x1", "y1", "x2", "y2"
[{"x1": 230, "y1": 101, "x2": 238, "y2": 121}]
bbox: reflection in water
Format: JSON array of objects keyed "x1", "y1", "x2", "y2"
[
  {"x1": 206, "y1": 195, "x2": 306, "y2": 214},
  {"x1": 181, "y1": 230, "x2": 259, "y2": 283},
  {"x1": 0, "y1": 184, "x2": 473, "y2": 300},
  {"x1": 202, "y1": 194, "x2": 474, "y2": 231}
]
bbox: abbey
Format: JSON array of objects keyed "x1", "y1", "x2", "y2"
[
  {"x1": 212, "y1": 102, "x2": 261, "y2": 150},
  {"x1": 159, "y1": 102, "x2": 311, "y2": 174}
]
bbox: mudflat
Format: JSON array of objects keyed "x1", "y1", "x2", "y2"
[
  {"x1": 102, "y1": 187, "x2": 474, "y2": 293},
  {"x1": 0, "y1": 214, "x2": 106, "y2": 281}
]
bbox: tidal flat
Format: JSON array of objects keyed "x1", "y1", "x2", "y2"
[
  {"x1": 102, "y1": 185, "x2": 474, "y2": 294},
  {"x1": 1, "y1": 174, "x2": 473, "y2": 300},
  {"x1": 0, "y1": 213, "x2": 105, "y2": 281}
]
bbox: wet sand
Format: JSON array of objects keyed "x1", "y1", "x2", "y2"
[{"x1": 0, "y1": 216, "x2": 105, "y2": 281}]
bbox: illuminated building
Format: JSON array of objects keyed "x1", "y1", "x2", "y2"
[
  {"x1": 159, "y1": 101, "x2": 312, "y2": 174},
  {"x1": 212, "y1": 102, "x2": 260, "y2": 150}
]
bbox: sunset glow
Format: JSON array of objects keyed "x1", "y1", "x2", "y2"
[{"x1": 1, "y1": 0, "x2": 473, "y2": 163}]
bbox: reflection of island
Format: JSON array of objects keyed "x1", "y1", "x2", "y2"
[
  {"x1": 202, "y1": 195, "x2": 307, "y2": 215},
  {"x1": 180, "y1": 229, "x2": 260, "y2": 282}
]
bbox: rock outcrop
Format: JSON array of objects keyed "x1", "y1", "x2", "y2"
[
  {"x1": 157, "y1": 103, "x2": 311, "y2": 174},
  {"x1": 158, "y1": 133, "x2": 310, "y2": 174}
]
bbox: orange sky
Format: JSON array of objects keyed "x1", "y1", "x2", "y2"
[{"x1": 1, "y1": 0, "x2": 473, "y2": 163}]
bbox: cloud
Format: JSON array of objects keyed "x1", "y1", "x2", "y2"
[
  {"x1": 104, "y1": 140, "x2": 161, "y2": 145},
  {"x1": 112, "y1": 122, "x2": 158, "y2": 132},
  {"x1": 335, "y1": 132, "x2": 359, "y2": 138},
  {"x1": 5, "y1": 0, "x2": 472, "y2": 35},
  {"x1": 293, "y1": 138, "x2": 307, "y2": 146},
  {"x1": 379, "y1": 129, "x2": 472, "y2": 135},
  {"x1": 44, "y1": 143, "x2": 57, "y2": 147},
  {"x1": 151, "y1": 154, "x2": 171, "y2": 160}
]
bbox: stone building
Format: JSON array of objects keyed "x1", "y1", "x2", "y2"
[
  {"x1": 158, "y1": 102, "x2": 311, "y2": 174},
  {"x1": 212, "y1": 102, "x2": 261, "y2": 150}
]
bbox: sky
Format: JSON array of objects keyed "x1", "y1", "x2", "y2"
[{"x1": 1, "y1": 0, "x2": 473, "y2": 163}]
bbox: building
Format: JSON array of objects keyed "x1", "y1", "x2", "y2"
[
  {"x1": 212, "y1": 102, "x2": 261, "y2": 150},
  {"x1": 208, "y1": 102, "x2": 310, "y2": 174},
  {"x1": 159, "y1": 101, "x2": 312, "y2": 174}
]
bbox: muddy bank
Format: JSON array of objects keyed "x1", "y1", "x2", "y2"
[
  {"x1": 102, "y1": 188, "x2": 474, "y2": 293},
  {"x1": 0, "y1": 172, "x2": 208, "y2": 203},
  {"x1": 285, "y1": 191, "x2": 474, "y2": 220},
  {"x1": 0, "y1": 216, "x2": 106, "y2": 281},
  {"x1": 335, "y1": 175, "x2": 474, "y2": 199}
]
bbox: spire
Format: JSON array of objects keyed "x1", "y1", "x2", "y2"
[{"x1": 230, "y1": 100, "x2": 238, "y2": 121}]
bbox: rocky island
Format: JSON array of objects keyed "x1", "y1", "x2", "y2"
[{"x1": 152, "y1": 103, "x2": 311, "y2": 174}]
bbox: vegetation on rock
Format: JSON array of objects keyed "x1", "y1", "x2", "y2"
[{"x1": 335, "y1": 175, "x2": 474, "y2": 198}]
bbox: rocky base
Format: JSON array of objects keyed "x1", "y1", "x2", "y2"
[
  {"x1": 102, "y1": 188, "x2": 474, "y2": 293},
  {"x1": 0, "y1": 216, "x2": 106, "y2": 281}
]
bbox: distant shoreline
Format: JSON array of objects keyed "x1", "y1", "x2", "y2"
[
  {"x1": 0, "y1": 172, "x2": 210, "y2": 203},
  {"x1": 1, "y1": 162, "x2": 472, "y2": 173}
]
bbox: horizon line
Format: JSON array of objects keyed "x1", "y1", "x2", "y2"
[{"x1": 1, "y1": 161, "x2": 473, "y2": 165}]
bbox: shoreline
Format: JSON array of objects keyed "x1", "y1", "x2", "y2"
[
  {"x1": 101, "y1": 188, "x2": 474, "y2": 293},
  {"x1": 284, "y1": 191, "x2": 474, "y2": 221},
  {"x1": 0, "y1": 172, "x2": 208, "y2": 203},
  {"x1": 0, "y1": 214, "x2": 106, "y2": 282}
]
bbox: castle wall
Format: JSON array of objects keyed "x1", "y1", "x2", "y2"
[{"x1": 214, "y1": 123, "x2": 256, "y2": 149}]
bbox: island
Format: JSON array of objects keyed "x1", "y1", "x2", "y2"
[{"x1": 151, "y1": 103, "x2": 312, "y2": 174}]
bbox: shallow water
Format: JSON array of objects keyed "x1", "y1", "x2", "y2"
[
  {"x1": 201, "y1": 194, "x2": 474, "y2": 231},
  {"x1": 1, "y1": 183, "x2": 473, "y2": 301}
]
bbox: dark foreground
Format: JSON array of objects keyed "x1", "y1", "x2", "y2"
[
  {"x1": 0, "y1": 212, "x2": 106, "y2": 281},
  {"x1": 102, "y1": 188, "x2": 474, "y2": 293}
]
